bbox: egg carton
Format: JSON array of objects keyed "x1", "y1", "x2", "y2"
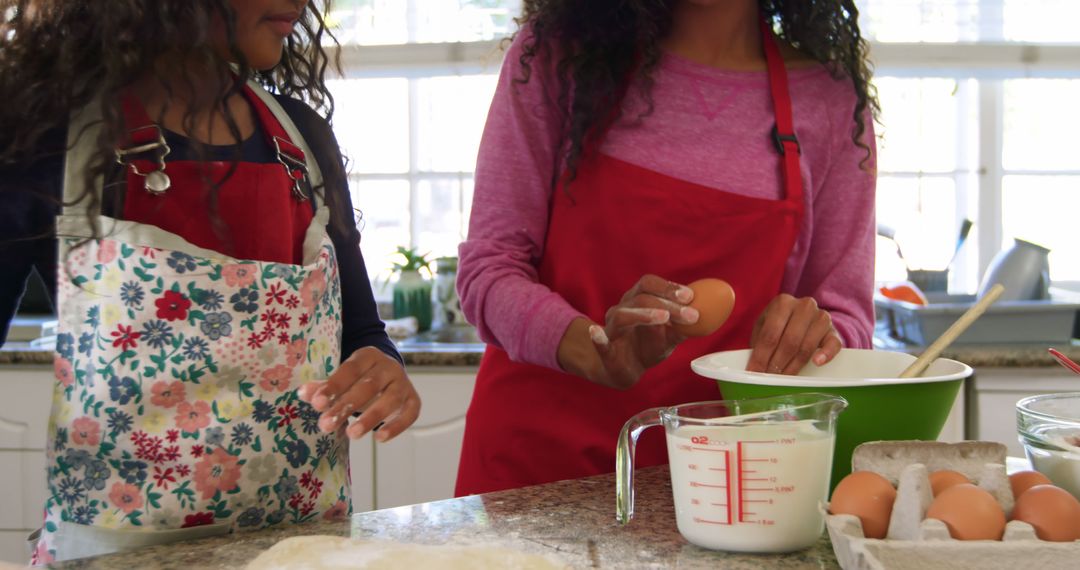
[{"x1": 826, "y1": 441, "x2": 1080, "y2": 570}]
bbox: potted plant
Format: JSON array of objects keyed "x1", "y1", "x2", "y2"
[{"x1": 390, "y1": 246, "x2": 434, "y2": 332}]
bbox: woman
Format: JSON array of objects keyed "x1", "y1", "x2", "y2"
[
  {"x1": 0, "y1": 0, "x2": 419, "y2": 562},
  {"x1": 455, "y1": 0, "x2": 878, "y2": 496}
]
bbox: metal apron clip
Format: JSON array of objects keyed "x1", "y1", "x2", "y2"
[
  {"x1": 273, "y1": 135, "x2": 310, "y2": 202},
  {"x1": 115, "y1": 125, "x2": 171, "y2": 195}
]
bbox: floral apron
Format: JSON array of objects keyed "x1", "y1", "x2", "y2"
[{"x1": 34, "y1": 83, "x2": 350, "y2": 564}]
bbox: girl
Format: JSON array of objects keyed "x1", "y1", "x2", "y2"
[
  {"x1": 0, "y1": 0, "x2": 419, "y2": 563},
  {"x1": 454, "y1": 0, "x2": 878, "y2": 496}
]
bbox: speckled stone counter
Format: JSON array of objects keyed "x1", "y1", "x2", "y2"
[
  {"x1": 871, "y1": 336, "x2": 1080, "y2": 368},
  {"x1": 44, "y1": 466, "x2": 839, "y2": 569},
  {"x1": 0, "y1": 343, "x2": 485, "y2": 367},
  {"x1": 4, "y1": 341, "x2": 1078, "y2": 369}
]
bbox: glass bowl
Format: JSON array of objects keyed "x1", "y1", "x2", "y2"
[{"x1": 1016, "y1": 392, "x2": 1080, "y2": 499}]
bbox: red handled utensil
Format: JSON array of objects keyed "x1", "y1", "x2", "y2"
[{"x1": 1049, "y1": 348, "x2": 1080, "y2": 376}]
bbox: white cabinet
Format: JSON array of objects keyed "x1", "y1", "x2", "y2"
[
  {"x1": 348, "y1": 431, "x2": 375, "y2": 514},
  {"x1": 373, "y1": 367, "x2": 477, "y2": 510},
  {"x1": 0, "y1": 366, "x2": 53, "y2": 566},
  {"x1": 968, "y1": 367, "x2": 1080, "y2": 457}
]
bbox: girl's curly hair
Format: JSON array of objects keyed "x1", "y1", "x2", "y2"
[
  {"x1": 0, "y1": 0, "x2": 343, "y2": 238},
  {"x1": 515, "y1": 0, "x2": 879, "y2": 185}
]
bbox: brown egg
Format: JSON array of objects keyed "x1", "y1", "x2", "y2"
[
  {"x1": 929, "y1": 470, "x2": 971, "y2": 497},
  {"x1": 926, "y1": 483, "x2": 1006, "y2": 540},
  {"x1": 1009, "y1": 470, "x2": 1053, "y2": 500},
  {"x1": 672, "y1": 279, "x2": 735, "y2": 337},
  {"x1": 829, "y1": 471, "x2": 897, "y2": 539},
  {"x1": 1011, "y1": 484, "x2": 1080, "y2": 542}
]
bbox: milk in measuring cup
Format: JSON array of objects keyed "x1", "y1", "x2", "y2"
[{"x1": 666, "y1": 421, "x2": 834, "y2": 552}]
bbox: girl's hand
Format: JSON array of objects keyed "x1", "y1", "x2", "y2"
[
  {"x1": 746, "y1": 294, "x2": 842, "y2": 375},
  {"x1": 558, "y1": 275, "x2": 698, "y2": 390},
  {"x1": 297, "y1": 347, "x2": 421, "y2": 442}
]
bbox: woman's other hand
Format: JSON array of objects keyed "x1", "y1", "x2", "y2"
[
  {"x1": 297, "y1": 347, "x2": 421, "y2": 442},
  {"x1": 557, "y1": 274, "x2": 698, "y2": 390},
  {"x1": 746, "y1": 294, "x2": 842, "y2": 375}
]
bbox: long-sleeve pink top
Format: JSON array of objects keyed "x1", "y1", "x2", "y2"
[{"x1": 458, "y1": 30, "x2": 877, "y2": 372}]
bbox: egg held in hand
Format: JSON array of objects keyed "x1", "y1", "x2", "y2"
[
  {"x1": 1011, "y1": 484, "x2": 1080, "y2": 542},
  {"x1": 672, "y1": 279, "x2": 735, "y2": 337},
  {"x1": 829, "y1": 471, "x2": 897, "y2": 539},
  {"x1": 926, "y1": 483, "x2": 1006, "y2": 540}
]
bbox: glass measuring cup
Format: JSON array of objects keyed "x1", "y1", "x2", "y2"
[{"x1": 616, "y1": 393, "x2": 847, "y2": 553}]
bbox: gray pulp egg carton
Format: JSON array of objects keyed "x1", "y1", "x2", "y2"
[{"x1": 826, "y1": 441, "x2": 1080, "y2": 570}]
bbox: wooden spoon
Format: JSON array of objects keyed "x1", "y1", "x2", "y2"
[{"x1": 899, "y1": 284, "x2": 1005, "y2": 378}]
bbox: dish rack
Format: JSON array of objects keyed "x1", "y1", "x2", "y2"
[{"x1": 874, "y1": 293, "x2": 1079, "y2": 346}]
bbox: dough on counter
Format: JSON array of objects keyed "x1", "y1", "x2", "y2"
[{"x1": 246, "y1": 535, "x2": 570, "y2": 570}]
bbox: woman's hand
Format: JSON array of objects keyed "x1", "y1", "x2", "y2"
[
  {"x1": 558, "y1": 274, "x2": 698, "y2": 390},
  {"x1": 297, "y1": 347, "x2": 421, "y2": 442},
  {"x1": 746, "y1": 294, "x2": 842, "y2": 375}
]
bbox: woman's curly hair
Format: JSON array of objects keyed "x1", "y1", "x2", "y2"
[
  {"x1": 515, "y1": 0, "x2": 879, "y2": 185},
  {"x1": 0, "y1": 0, "x2": 343, "y2": 238}
]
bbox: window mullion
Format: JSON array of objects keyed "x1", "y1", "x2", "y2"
[{"x1": 977, "y1": 79, "x2": 1005, "y2": 282}]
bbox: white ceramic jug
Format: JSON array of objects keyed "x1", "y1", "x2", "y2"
[{"x1": 977, "y1": 238, "x2": 1050, "y2": 301}]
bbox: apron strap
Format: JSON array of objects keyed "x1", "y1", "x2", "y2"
[
  {"x1": 61, "y1": 101, "x2": 106, "y2": 217},
  {"x1": 759, "y1": 17, "x2": 803, "y2": 206},
  {"x1": 115, "y1": 83, "x2": 322, "y2": 203},
  {"x1": 243, "y1": 81, "x2": 325, "y2": 199}
]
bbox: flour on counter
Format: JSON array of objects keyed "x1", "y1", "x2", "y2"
[{"x1": 245, "y1": 535, "x2": 570, "y2": 570}]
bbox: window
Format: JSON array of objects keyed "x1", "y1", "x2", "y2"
[
  {"x1": 327, "y1": 2, "x2": 515, "y2": 286},
  {"x1": 327, "y1": 0, "x2": 1080, "y2": 294},
  {"x1": 860, "y1": 0, "x2": 1080, "y2": 289}
]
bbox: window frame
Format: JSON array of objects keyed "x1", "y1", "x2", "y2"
[{"x1": 328, "y1": 35, "x2": 1080, "y2": 292}]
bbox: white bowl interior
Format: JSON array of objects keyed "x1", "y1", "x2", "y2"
[{"x1": 690, "y1": 348, "x2": 972, "y2": 387}]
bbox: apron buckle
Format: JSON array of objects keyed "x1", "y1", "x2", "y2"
[
  {"x1": 771, "y1": 125, "x2": 800, "y2": 156},
  {"x1": 273, "y1": 136, "x2": 310, "y2": 202},
  {"x1": 116, "y1": 125, "x2": 172, "y2": 196}
]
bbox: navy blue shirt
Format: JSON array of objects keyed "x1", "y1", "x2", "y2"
[{"x1": 0, "y1": 95, "x2": 401, "y2": 364}]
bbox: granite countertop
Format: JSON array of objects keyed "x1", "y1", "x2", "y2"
[
  {"x1": 46, "y1": 466, "x2": 838, "y2": 570},
  {"x1": 0, "y1": 341, "x2": 485, "y2": 367},
  {"x1": 4, "y1": 339, "x2": 1077, "y2": 369}
]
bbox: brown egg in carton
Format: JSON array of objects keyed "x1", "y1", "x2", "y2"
[{"x1": 826, "y1": 441, "x2": 1080, "y2": 570}]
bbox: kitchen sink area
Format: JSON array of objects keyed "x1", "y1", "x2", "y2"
[{"x1": 395, "y1": 325, "x2": 485, "y2": 349}]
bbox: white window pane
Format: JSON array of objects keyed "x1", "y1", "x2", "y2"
[
  {"x1": 1003, "y1": 79, "x2": 1080, "y2": 171},
  {"x1": 328, "y1": 0, "x2": 407, "y2": 46},
  {"x1": 1005, "y1": 1, "x2": 1080, "y2": 43},
  {"x1": 1002, "y1": 176, "x2": 1080, "y2": 282},
  {"x1": 414, "y1": 0, "x2": 520, "y2": 43},
  {"x1": 351, "y1": 178, "x2": 411, "y2": 283},
  {"x1": 875, "y1": 78, "x2": 961, "y2": 174},
  {"x1": 415, "y1": 178, "x2": 469, "y2": 258},
  {"x1": 856, "y1": 0, "x2": 971, "y2": 43},
  {"x1": 461, "y1": 177, "x2": 476, "y2": 236},
  {"x1": 329, "y1": 78, "x2": 410, "y2": 174},
  {"x1": 876, "y1": 176, "x2": 959, "y2": 275},
  {"x1": 417, "y1": 75, "x2": 498, "y2": 172}
]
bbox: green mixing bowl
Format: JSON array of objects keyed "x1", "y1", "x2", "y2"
[{"x1": 690, "y1": 349, "x2": 971, "y2": 492}]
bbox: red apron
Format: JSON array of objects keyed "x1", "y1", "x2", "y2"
[
  {"x1": 119, "y1": 86, "x2": 313, "y2": 264},
  {"x1": 455, "y1": 21, "x2": 805, "y2": 496}
]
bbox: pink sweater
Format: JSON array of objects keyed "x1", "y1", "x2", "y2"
[{"x1": 458, "y1": 31, "x2": 877, "y2": 371}]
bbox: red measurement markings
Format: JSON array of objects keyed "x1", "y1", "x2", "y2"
[
  {"x1": 737, "y1": 442, "x2": 745, "y2": 522},
  {"x1": 737, "y1": 440, "x2": 784, "y2": 524},
  {"x1": 694, "y1": 517, "x2": 732, "y2": 525},
  {"x1": 725, "y1": 447, "x2": 733, "y2": 524}
]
